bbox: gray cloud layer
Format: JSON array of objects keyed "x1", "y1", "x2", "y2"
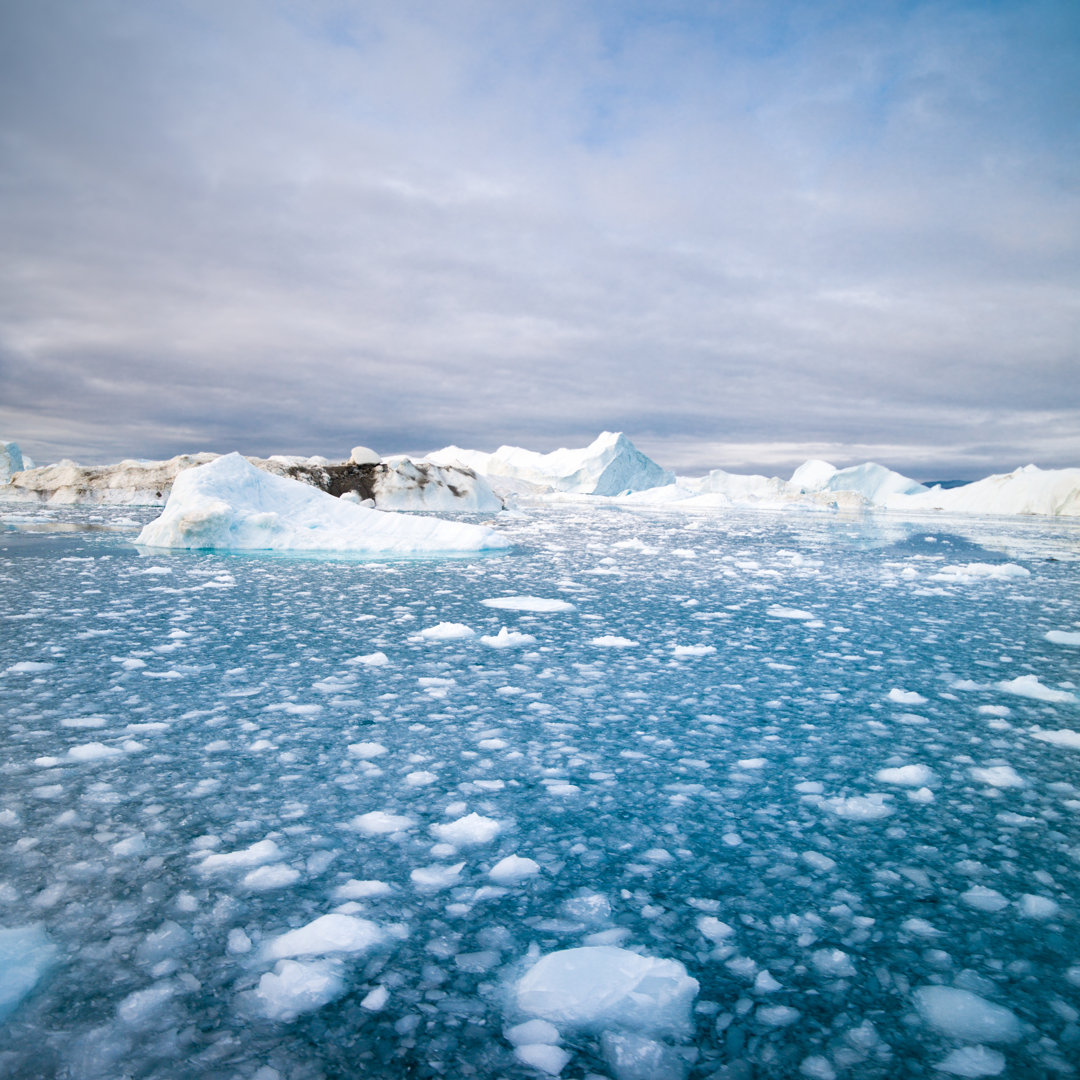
[{"x1": 1, "y1": 0, "x2": 1077, "y2": 477}]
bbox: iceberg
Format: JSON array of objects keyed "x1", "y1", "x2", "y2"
[
  {"x1": 886, "y1": 464, "x2": 1080, "y2": 517},
  {"x1": 791, "y1": 460, "x2": 928, "y2": 503},
  {"x1": 429, "y1": 432, "x2": 674, "y2": 496},
  {"x1": 135, "y1": 453, "x2": 510, "y2": 555}
]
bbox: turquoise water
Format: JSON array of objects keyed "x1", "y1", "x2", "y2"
[{"x1": 1, "y1": 505, "x2": 1079, "y2": 1078}]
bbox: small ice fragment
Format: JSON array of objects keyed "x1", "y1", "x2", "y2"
[
  {"x1": 410, "y1": 862, "x2": 465, "y2": 890},
  {"x1": 935, "y1": 1045, "x2": 1006, "y2": 1077},
  {"x1": 0, "y1": 925, "x2": 58, "y2": 1022},
  {"x1": 515, "y1": 946, "x2": 698, "y2": 1038},
  {"x1": 601, "y1": 1031, "x2": 683, "y2": 1080},
  {"x1": 347, "y1": 741, "x2": 387, "y2": 759},
  {"x1": 968, "y1": 765, "x2": 1024, "y2": 789},
  {"x1": 482, "y1": 596, "x2": 574, "y2": 612},
  {"x1": 888, "y1": 689, "x2": 928, "y2": 705},
  {"x1": 812, "y1": 948, "x2": 856, "y2": 978},
  {"x1": 67, "y1": 742, "x2": 122, "y2": 762},
  {"x1": 116, "y1": 982, "x2": 175, "y2": 1025},
  {"x1": 960, "y1": 886, "x2": 1009, "y2": 913},
  {"x1": 430, "y1": 813, "x2": 501, "y2": 846},
  {"x1": 253, "y1": 959, "x2": 344, "y2": 1020},
  {"x1": 227, "y1": 928, "x2": 252, "y2": 954},
  {"x1": 673, "y1": 644, "x2": 715, "y2": 657},
  {"x1": 766, "y1": 606, "x2": 814, "y2": 620},
  {"x1": 333, "y1": 879, "x2": 392, "y2": 900},
  {"x1": 514, "y1": 1043, "x2": 571, "y2": 1076},
  {"x1": 914, "y1": 986, "x2": 1021, "y2": 1043},
  {"x1": 489, "y1": 855, "x2": 541, "y2": 883},
  {"x1": 345, "y1": 652, "x2": 388, "y2": 667},
  {"x1": 262, "y1": 914, "x2": 387, "y2": 960},
  {"x1": 1018, "y1": 894, "x2": 1059, "y2": 919},
  {"x1": 360, "y1": 984, "x2": 389, "y2": 1011},
  {"x1": 505, "y1": 1019, "x2": 561, "y2": 1046},
  {"x1": 757, "y1": 1005, "x2": 801, "y2": 1026},
  {"x1": 876, "y1": 764, "x2": 935, "y2": 786},
  {"x1": 1046, "y1": 630, "x2": 1080, "y2": 646},
  {"x1": 418, "y1": 622, "x2": 475, "y2": 640},
  {"x1": 590, "y1": 635, "x2": 639, "y2": 647},
  {"x1": 242, "y1": 864, "x2": 301, "y2": 891},
  {"x1": 347, "y1": 811, "x2": 414, "y2": 835},
  {"x1": 996, "y1": 675, "x2": 1076, "y2": 703},
  {"x1": 697, "y1": 916, "x2": 735, "y2": 943},
  {"x1": 825, "y1": 794, "x2": 893, "y2": 820},
  {"x1": 800, "y1": 1056, "x2": 837, "y2": 1080},
  {"x1": 1030, "y1": 729, "x2": 1080, "y2": 749}
]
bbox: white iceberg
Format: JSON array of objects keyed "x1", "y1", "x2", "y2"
[
  {"x1": 887, "y1": 464, "x2": 1080, "y2": 517},
  {"x1": 514, "y1": 945, "x2": 698, "y2": 1038},
  {"x1": 135, "y1": 453, "x2": 510, "y2": 555},
  {"x1": 429, "y1": 432, "x2": 673, "y2": 496}
]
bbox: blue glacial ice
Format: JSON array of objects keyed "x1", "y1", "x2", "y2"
[{"x1": 1, "y1": 502, "x2": 1079, "y2": 1078}]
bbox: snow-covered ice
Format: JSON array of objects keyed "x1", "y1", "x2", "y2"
[{"x1": 135, "y1": 453, "x2": 509, "y2": 554}]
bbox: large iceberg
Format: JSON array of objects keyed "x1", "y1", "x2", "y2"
[
  {"x1": 429, "y1": 432, "x2": 674, "y2": 496},
  {"x1": 135, "y1": 453, "x2": 510, "y2": 554},
  {"x1": 887, "y1": 464, "x2": 1080, "y2": 517},
  {"x1": 792, "y1": 460, "x2": 928, "y2": 503}
]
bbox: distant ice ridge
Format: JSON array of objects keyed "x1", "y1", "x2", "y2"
[
  {"x1": 0, "y1": 447, "x2": 502, "y2": 512},
  {"x1": 428, "y1": 431, "x2": 674, "y2": 496},
  {"x1": 135, "y1": 453, "x2": 510, "y2": 554},
  {"x1": 884, "y1": 463, "x2": 1080, "y2": 517}
]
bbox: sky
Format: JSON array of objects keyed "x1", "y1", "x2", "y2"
[{"x1": 1, "y1": 0, "x2": 1077, "y2": 478}]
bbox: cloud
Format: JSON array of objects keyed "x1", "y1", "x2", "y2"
[{"x1": 1, "y1": 0, "x2": 1077, "y2": 474}]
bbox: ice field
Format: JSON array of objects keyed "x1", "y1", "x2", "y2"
[{"x1": 2, "y1": 503, "x2": 1080, "y2": 1079}]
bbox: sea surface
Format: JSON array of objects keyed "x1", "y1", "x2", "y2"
[{"x1": 1, "y1": 503, "x2": 1079, "y2": 1079}]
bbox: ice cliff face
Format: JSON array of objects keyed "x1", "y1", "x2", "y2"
[
  {"x1": 1, "y1": 441, "x2": 26, "y2": 484},
  {"x1": 429, "y1": 432, "x2": 674, "y2": 496},
  {"x1": 0, "y1": 451, "x2": 502, "y2": 512}
]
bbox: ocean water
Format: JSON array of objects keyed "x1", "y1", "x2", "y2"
[{"x1": 1, "y1": 504, "x2": 1079, "y2": 1079}]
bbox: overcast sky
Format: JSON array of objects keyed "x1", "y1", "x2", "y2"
[{"x1": 1, "y1": 0, "x2": 1077, "y2": 477}]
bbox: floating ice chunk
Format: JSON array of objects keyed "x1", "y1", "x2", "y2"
[
  {"x1": 514, "y1": 1043, "x2": 571, "y2": 1075},
  {"x1": 996, "y1": 675, "x2": 1076, "y2": 704},
  {"x1": 348, "y1": 811, "x2": 415, "y2": 835},
  {"x1": 347, "y1": 741, "x2": 387, "y2": 759},
  {"x1": 198, "y1": 838, "x2": 282, "y2": 873},
  {"x1": 360, "y1": 984, "x2": 389, "y2": 1011},
  {"x1": 1018, "y1": 894, "x2": 1059, "y2": 919},
  {"x1": 932, "y1": 563, "x2": 1030, "y2": 583},
  {"x1": 590, "y1": 635, "x2": 639, "y2": 647},
  {"x1": 800, "y1": 1056, "x2": 836, "y2": 1080},
  {"x1": 0, "y1": 925, "x2": 58, "y2": 1022},
  {"x1": 116, "y1": 982, "x2": 175, "y2": 1026},
  {"x1": 935, "y1": 1045, "x2": 1006, "y2": 1077},
  {"x1": 253, "y1": 959, "x2": 344, "y2": 1021},
  {"x1": 673, "y1": 644, "x2": 715, "y2": 657},
  {"x1": 227, "y1": 928, "x2": 252, "y2": 954},
  {"x1": 696, "y1": 916, "x2": 735, "y2": 943},
  {"x1": 888, "y1": 688, "x2": 928, "y2": 705},
  {"x1": 506, "y1": 1018, "x2": 561, "y2": 1046},
  {"x1": 242, "y1": 864, "x2": 301, "y2": 891},
  {"x1": 405, "y1": 770, "x2": 438, "y2": 785},
  {"x1": 418, "y1": 622, "x2": 476, "y2": 640},
  {"x1": 431, "y1": 813, "x2": 501, "y2": 846},
  {"x1": 514, "y1": 946, "x2": 698, "y2": 1038},
  {"x1": 754, "y1": 970, "x2": 783, "y2": 993},
  {"x1": 481, "y1": 628, "x2": 537, "y2": 648},
  {"x1": 66, "y1": 741, "x2": 122, "y2": 762},
  {"x1": 901, "y1": 918, "x2": 942, "y2": 938},
  {"x1": 968, "y1": 765, "x2": 1024, "y2": 788},
  {"x1": 333, "y1": 879, "x2": 392, "y2": 900},
  {"x1": 345, "y1": 651, "x2": 388, "y2": 667},
  {"x1": 825, "y1": 794, "x2": 893, "y2": 820},
  {"x1": 801, "y1": 851, "x2": 836, "y2": 873},
  {"x1": 1030, "y1": 728, "x2": 1080, "y2": 749},
  {"x1": 482, "y1": 596, "x2": 575, "y2": 612},
  {"x1": 1046, "y1": 630, "x2": 1080, "y2": 646},
  {"x1": 766, "y1": 606, "x2": 814, "y2": 620},
  {"x1": 4, "y1": 661, "x2": 54, "y2": 674},
  {"x1": 961, "y1": 886, "x2": 1009, "y2": 912},
  {"x1": 913, "y1": 986, "x2": 1021, "y2": 1043},
  {"x1": 263, "y1": 914, "x2": 387, "y2": 960},
  {"x1": 757, "y1": 1005, "x2": 801, "y2": 1026},
  {"x1": 489, "y1": 855, "x2": 541, "y2": 883},
  {"x1": 410, "y1": 862, "x2": 465, "y2": 890},
  {"x1": 136, "y1": 453, "x2": 509, "y2": 553},
  {"x1": 876, "y1": 764, "x2": 936, "y2": 786},
  {"x1": 601, "y1": 1030, "x2": 685, "y2": 1080},
  {"x1": 812, "y1": 948, "x2": 856, "y2": 978}
]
